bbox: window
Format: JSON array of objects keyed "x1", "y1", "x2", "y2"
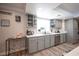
[{"x1": 37, "y1": 18, "x2": 50, "y2": 33}]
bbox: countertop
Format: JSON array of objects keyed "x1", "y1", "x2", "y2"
[
  {"x1": 26, "y1": 32, "x2": 67, "y2": 38},
  {"x1": 65, "y1": 46, "x2": 79, "y2": 56}
]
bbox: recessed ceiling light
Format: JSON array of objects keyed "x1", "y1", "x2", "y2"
[{"x1": 38, "y1": 8, "x2": 42, "y2": 10}]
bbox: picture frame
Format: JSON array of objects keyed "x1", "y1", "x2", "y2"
[
  {"x1": 1, "y1": 19, "x2": 10, "y2": 27},
  {"x1": 15, "y1": 16, "x2": 21, "y2": 22}
]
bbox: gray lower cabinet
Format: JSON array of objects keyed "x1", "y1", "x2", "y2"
[
  {"x1": 28, "y1": 34, "x2": 66, "y2": 53},
  {"x1": 60, "y1": 34, "x2": 64, "y2": 43},
  {"x1": 28, "y1": 37, "x2": 38, "y2": 53},
  {"x1": 44, "y1": 35, "x2": 51, "y2": 48},
  {"x1": 37, "y1": 36, "x2": 44, "y2": 51},
  {"x1": 60, "y1": 34, "x2": 66, "y2": 43},
  {"x1": 63, "y1": 34, "x2": 66, "y2": 43},
  {"x1": 55, "y1": 34, "x2": 60, "y2": 45},
  {"x1": 50, "y1": 35, "x2": 55, "y2": 46}
]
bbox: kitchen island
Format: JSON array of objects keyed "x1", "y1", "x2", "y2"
[{"x1": 26, "y1": 32, "x2": 67, "y2": 54}]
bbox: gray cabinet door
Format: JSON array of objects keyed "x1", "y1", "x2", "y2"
[
  {"x1": 37, "y1": 36, "x2": 44, "y2": 51},
  {"x1": 44, "y1": 35, "x2": 50, "y2": 48},
  {"x1": 60, "y1": 34, "x2": 66, "y2": 43},
  {"x1": 73, "y1": 20, "x2": 79, "y2": 43},
  {"x1": 50, "y1": 35, "x2": 55, "y2": 46},
  {"x1": 55, "y1": 20, "x2": 62, "y2": 29},
  {"x1": 60, "y1": 34, "x2": 64, "y2": 43},
  {"x1": 28, "y1": 37, "x2": 38, "y2": 53},
  {"x1": 55, "y1": 34, "x2": 60, "y2": 45},
  {"x1": 65, "y1": 20, "x2": 74, "y2": 43},
  {"x1": 63, "y1": 34, "x2": 66, "y2": 43}
]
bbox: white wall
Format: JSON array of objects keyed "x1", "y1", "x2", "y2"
[{"x1": 0, "y1": 6, "x2": 27, "y2": 55}]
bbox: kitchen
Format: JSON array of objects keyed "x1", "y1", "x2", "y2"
[{"x1": 0, "y1": 3, "x2": 79, "y2": 56}]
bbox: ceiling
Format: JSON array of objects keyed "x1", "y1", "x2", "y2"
[
  {"x1": 0, "y1": 3, "x2": 79, "y2": 19},
  {"x1": 0, "y1": 3, "x2": 26, "y2": 13},
  {"x1": 58, "y1": 3, "x2": 79, "y2": 14},
  {"x1": 0, "y1": 3, "x2": 26, "y2": 9},
  {"x1": 56, "y1": 3, "x2": 79, "y2": 18},
  {"x1": 26, "y1": 3, "x2": 65, "y2": 19},
  {"x1": 26, "y1": 3, "x2": 60, "y2": 11},
  {"x1": 26, "y1": 3, "x2": 79, "y2": 19}
]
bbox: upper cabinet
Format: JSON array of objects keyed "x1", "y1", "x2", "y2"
[
  {"x1": 50, "y1": 19, "x2": 55, "y2": 28},
  {"x1": 27, "y1": 14, "x2": 37, "y2": 27},
  {"x1": 50, "y1": 19, "x2": 62, "y2": 30},
  {"x1": 55, "y1": 20, "x2": 62, "y2": 29}
]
